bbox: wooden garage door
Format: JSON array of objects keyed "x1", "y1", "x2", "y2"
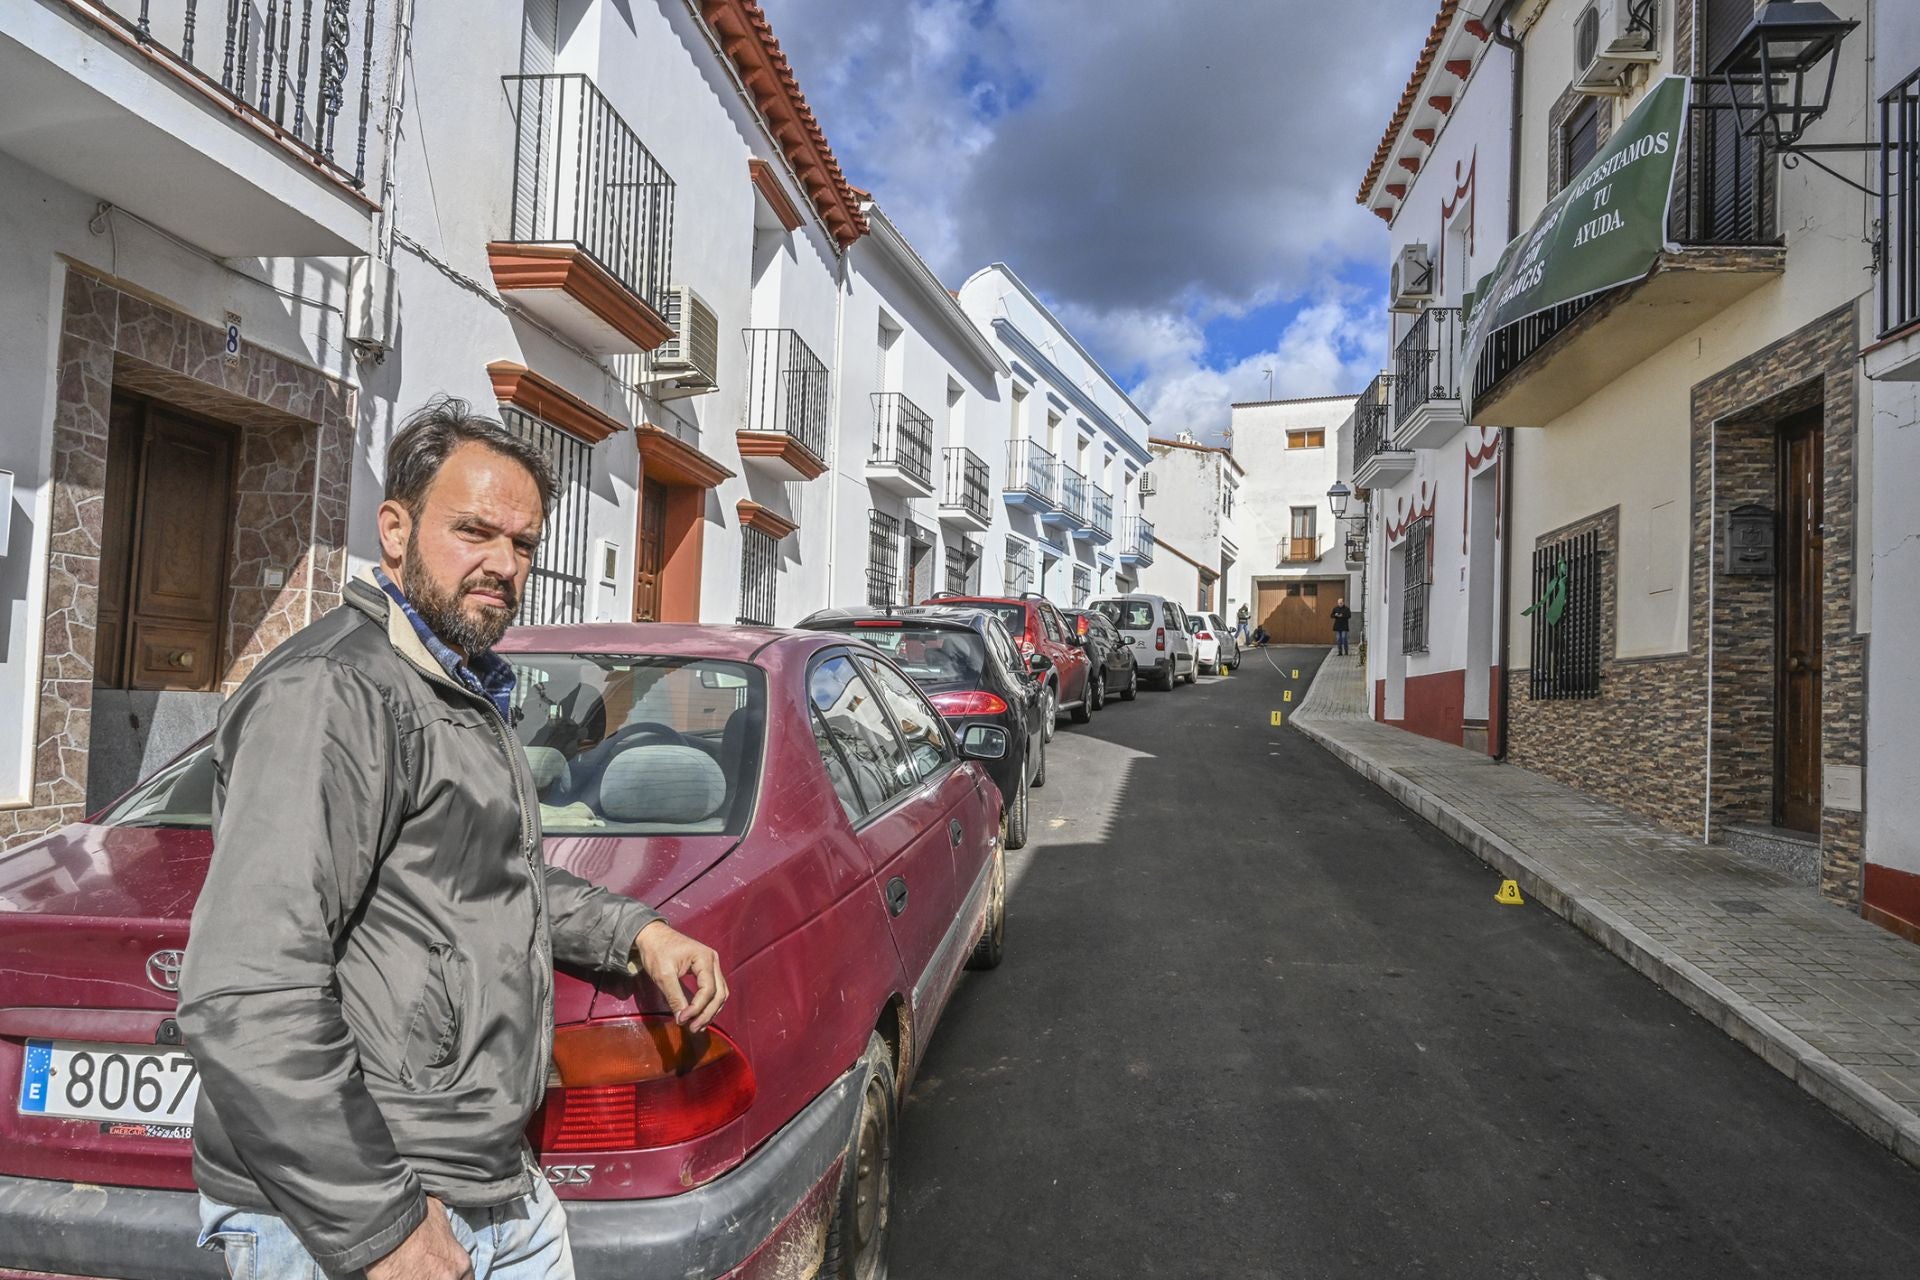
[{"x1": 1255, "y1": 579, "x2": 1346, "y2": 645}]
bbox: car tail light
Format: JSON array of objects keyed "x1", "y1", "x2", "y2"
[
  {"x1": 1155, "y1": 627, "x2": 1166, "y2": 651},
  {"x1": 1076, "y1": 615, "x2": 1089, "y2": 637},
  {"x1": 854, "y1": 619, "x2": 903, "y2": 628},
  {"x1": 1197, "y1": 630, "x2": 1213, "y2": 641},
  {"x1": 530, "y1": 1016, "x2": 755, "y2": 1153},
  {"x1": 928, "y1": 690, "x2": 1010, "y2": 716}
]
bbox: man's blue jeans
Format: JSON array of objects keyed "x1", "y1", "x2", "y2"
[
  {"x1": 1335, "y1": 628, "x2": 1350, "y2": 656},
  {"x1": 199, "y1": 1179, "x2": 574, "y2": 1279}
]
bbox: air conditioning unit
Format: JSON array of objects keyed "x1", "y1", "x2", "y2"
[
  {"x1": 1574, "y1": 0, "x2": 1660, "y2": 96},
  {"x1": 641, "y1": 285, "x2": 720, "y2": 398},
  {"x1": 1137, "y1": 472, "x2": 1158, "y2": 496},
  {"x1": 1389, "y1": 243, "x2": 1434, "y2": 313},
  {"x1": 346, "y1": 257, "x2": 396, "y2": 361}
]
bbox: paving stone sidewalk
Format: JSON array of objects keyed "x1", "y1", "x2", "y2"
[{"x1": 1293, "y1": 651, "x2": 1920, "y2": 1169}]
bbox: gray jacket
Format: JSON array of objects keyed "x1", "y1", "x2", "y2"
[{"x1": 177, "y1": 574, "x2": 660, "y2": 1272}]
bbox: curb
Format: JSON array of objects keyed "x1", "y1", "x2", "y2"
[{"x1": 1291, "y1": 671, "x2": 1920, "y2": 1172}]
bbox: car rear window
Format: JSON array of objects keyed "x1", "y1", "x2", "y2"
[
  {"x1": 100, "y1": 656, "x2": 769, "y2": 838},
  {"x1": 971, "y1": 603, "x2": 1029, "y2": 635},
  {"x1": 834, "y1": 625, "x2": 987, "y2": 689},
  {"x1": 1098, "y1": 600, "x2": 1156, "y2": 630}
]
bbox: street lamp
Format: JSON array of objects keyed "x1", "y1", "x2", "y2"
[
  {"x1": 1712, "y1": 2, "x2": 1859, "y2": 153},
  {"x1": 1327, "y1": 480, "x2": 1352, "y2": 520}
]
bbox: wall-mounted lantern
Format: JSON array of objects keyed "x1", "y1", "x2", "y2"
[{"x1": 1712, "y1": 2, "x2": 1859, "y2": 153}]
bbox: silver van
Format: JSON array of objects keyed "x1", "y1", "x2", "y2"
[{"x1": 1090, "y1": 593, "x2": 1197, "y2": 691}]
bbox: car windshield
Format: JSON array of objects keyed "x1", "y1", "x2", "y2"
[
  {"x1": 838, "y1": 625, "x2": 988, "y2": 690},
  {"x1": 97, "y1": 655, "x2": 768, "y2": 839},
  {"x1": 1098, "y1": 600, "x2": 1156, "y2": 630}
]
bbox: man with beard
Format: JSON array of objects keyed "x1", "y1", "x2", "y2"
[{"x1": 178, "y1": 400, "x2": 726, "y2": 1280}]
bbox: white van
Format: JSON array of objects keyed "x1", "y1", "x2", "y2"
[{"x1": 1090, "y1": 593, "x2": 1197, "y2": 691}]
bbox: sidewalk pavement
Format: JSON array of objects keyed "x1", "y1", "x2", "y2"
[{"x1": 1293, "y1": 651, "x2": 1920, "y2": 1169}]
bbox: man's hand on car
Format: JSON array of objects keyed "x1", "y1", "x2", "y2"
[
  {"x1": 367, "y1": 1197, "x2": 472, "y2": 1280},
  {"x1": 633, "y1": 920, "x2": 729, "y2": 1032}
]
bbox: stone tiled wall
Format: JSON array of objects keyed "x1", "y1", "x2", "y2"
[
  {"x1": 1508, "y1": 305, "x2": 1866, "y2": 906},
  {"x1": 0, "y1": 269, "x2": 355, "y2": 851}
]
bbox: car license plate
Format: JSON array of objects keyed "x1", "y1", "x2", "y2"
[{"x1": 18, "y1": 1039, "x2": 199, "y2": 1128}]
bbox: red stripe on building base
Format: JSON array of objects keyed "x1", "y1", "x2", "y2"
[{"x1": 1863, "y1": 863, "x2": 1920, "y2": 946}]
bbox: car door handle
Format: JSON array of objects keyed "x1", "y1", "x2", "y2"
[
  {"x1": 886, "y1": 877, "x2": 909, "y2": 917},
  {"x1": 949, "y1": 819, "x2": 964, "y2": 848}
]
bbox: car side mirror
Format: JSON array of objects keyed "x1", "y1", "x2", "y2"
[
  {"x1": 1027, "y1": 652, "x2": 1053, "y2": 672},
  {"x1": 1121, "y1": 636, "x2": 1136, "y2": 646},
  {"x1": 958, "y1": 724, "x2": 1009, "y2": 761}
]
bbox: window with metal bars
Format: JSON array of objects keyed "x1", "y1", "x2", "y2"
[
  {"x1": 1527, "y1": 528, "x2": 1603, "y2": 700},
  {"x1": 1072, "y1": 565, "x2": 1091, "y2": 607},
  {"x1": 738, "y1": 528, "x2": 777, "y2": 625},
  {"x1": 1004, "y1": 537, "x2": 1034, "y2": 595},
  {"x1": 1401, "y1": 517, "x2": 1431, "y2": 655},
  {"x1": 944, "y1": 536, "x2": 982, "y2": 595},
  {"x1": 867, "y1": 510, "x2": 901, "y2": 608},
  {"x1": 502, "y1": 407, "x2": 590, "y2": 625}
]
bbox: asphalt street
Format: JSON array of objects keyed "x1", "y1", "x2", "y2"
[{"x1": 888, "y1": 646, "x2": 1920, "y2": 1279}]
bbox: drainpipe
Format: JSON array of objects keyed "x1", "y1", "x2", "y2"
[
  {"x1": 1491, "y1": 13, "x2": 1523, "y2": 762},
  {"x1": 826, "y1": 238, "x2": 851, "y2": 609}
]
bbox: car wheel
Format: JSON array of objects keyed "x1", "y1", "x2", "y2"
[
  {"x1": 1031, "y1": 737, "x2": 1048, "y2": 788},
  {"x1": 1120, "y1": 667, "x2": 1138, "y2": 701},
  {"x1": 823, "y1": 1033, "x2": 896, "y2": 1280},
  {"x1": 1069, "y1": 677, "x2": 1093, "y2": 724},
  {"x1": 1089, "y1": 668, "x2": 1106, "y2": 712},
  {"x1": 1041, "y1": 684, "x2": 1057, "y2": 740},
  {"x1": 966, "y1": 843, "x2": 1007, "y2": 971},
  {"x1": 1006, "y1": 763, "x2": 1030, "y2": 850},
  {"x1": 1183, "y1": 661, "x2": 1198, "y2": 684}
]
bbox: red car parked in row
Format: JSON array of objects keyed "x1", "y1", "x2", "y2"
[
  {"x1": 0, "y1": 625, "x2": 1008, "y2": 1280},
  {"x1": 923, "y1": 591, "x2": 1094, "y2": 731}
]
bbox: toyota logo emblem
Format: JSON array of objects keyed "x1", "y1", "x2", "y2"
[{"x1": 146, "y1": 950, "x2": 185, "y2": 993}]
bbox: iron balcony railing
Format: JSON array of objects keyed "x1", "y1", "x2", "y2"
[
  {"x1": 1004, "y1": 438, "x2": 1057, "y2": 504},
  {"x1": 1090, "y1": 486, "x2": 1113, "y2": 539},
  {"x1": 1282, "y1": 535, "x2": 1322, "y2": 564},
  {"x1": 1121, "y1": 516, "x2": 1155, "y2": 563},
  {"x1": 869, "y1": 392, "x2": 934, "y2": 488},
  {"x1": 1352, "y1": 373, "x2": 1400, "y2": 472},
  {"x1": 1880, "y1": 64, "x2": 1920, "y2": 338},
  {"x1": 1475, "y1": 98, "x2": 1774, "y2": 405},
  {"x1": 742, "y1": 328, "x2": 831, "y2": 463},
  {"x1": 1394, "y1": 306, "x2": 1462, "y2": 420},
  {"x1": 941, "y1": 447, "x2": 990, "y2": 523},
  {"x1": 93, "y1": 0, "x2": 383, "y2": 188},
  {"x1": 1056, "y1": 464, "x2": 1088, "y2": 523},
  {"x1": 503, "y1": 73, "x2": 676, "y2": 321}
]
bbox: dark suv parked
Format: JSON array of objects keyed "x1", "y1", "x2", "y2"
[
  {"x1": 923, "y1": 592, "x2": 1093, "y2": 732},
  {"x1": 1064, "y1": 608, "x2": 1139, "y2": 708},
  {"x1": 797, "y1": 606, "x2": 1048, "y2": 848}
]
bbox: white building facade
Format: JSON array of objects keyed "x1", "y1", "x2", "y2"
[
  {"x1": 1354, "y1": 0, "x2": 1512, "y2": 753},
  {"x1": 1135, "y1": 436, "x2": 1243, "y2": 616},
  {"x1": 1227, "y1": 395, "x2": 1360, "y2": 644},
  {"x1": 957, "y1": 264, "x2": 1156, "y2": 611}
]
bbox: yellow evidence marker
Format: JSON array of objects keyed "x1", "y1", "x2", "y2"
[
  {"x1": 1495, "y1": 880, "x2": 1525, "y2": 906},
  {"x1": 1270, "y1": 710, "x2": 1284, "y2": 726},
  {"x1": 1283, "y1": 690, "x2": 1293, "y2": 703},
  {"x1": 1291, "y1": 669, "x2": 1300, "y2": 679}
]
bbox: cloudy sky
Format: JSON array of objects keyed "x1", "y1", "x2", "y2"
[{"x1": 759, "y1": 0, "x2": 1441, "y2": 444}]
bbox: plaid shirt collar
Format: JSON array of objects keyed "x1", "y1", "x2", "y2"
[{"x1": 374, "y1": 567, "x2": 517, "y2": 721}]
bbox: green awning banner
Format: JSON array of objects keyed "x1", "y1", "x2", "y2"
[{"x1": 1461, "y1": 75, "x2": 1692, "y2": 390}]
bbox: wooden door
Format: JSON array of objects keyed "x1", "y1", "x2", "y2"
[
  {"x1": 634, "y1": 478, "x2": 668, "y2": 622},
  {"x1": 1777, "y1": 412, "x2": 1823, "y2": 832},
  {"x1": 1257, "y1": 580, "x2": 1347, "y2": 645},
  {"x1": 96, "y1": 396, "x2": 235, "y2": 692}
]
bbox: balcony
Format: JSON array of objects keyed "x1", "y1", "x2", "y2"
[
  {"x1": 0, "y1": 0, "x2": 382, "y2": 256},
  {"x1": 1281, "y1": 534, "x2": 1325, "y2": 565},
  {"x1": 1119, "y1": 516, "x2": 1155, "y2": 568},
  {"x1": 866, "y1": 392, "x2": 935, "y2": 497},
  {"x1": 1471, "y1": 97, "x2": 1783, "y2": 427},
  {"x1": 1866, "y1": 65, "x2": 1920, "y2": 380},
  {"x1": 1074, "y1": 485, "x2": 1113, "y2": 544},
  {"x1": 938, "y1": 447, "x2": 992, "y2": 531},
  {"x1": 490, "y1": 74, "x2": 675, "y2": 356},
  {"x1": 1352, "y1": 373, "x2": 1410, "y2": 488},
  {"x1": 738, "y1": 328, "x2": 830, "y2": 481},
  {"x1": 1042, "y1": 463, "x2": 1087, "y2": 531},
  {"x1": 1003, "y1": 439, "x2": 1059, "y2": 512},
  {"x1": 1393, "y1": 307, "x2": 1464, "y2": 449}
]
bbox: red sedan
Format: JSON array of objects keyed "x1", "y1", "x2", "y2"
[{"x1": 0, "y1": 625, "x2": 1008, "y2": 1280}]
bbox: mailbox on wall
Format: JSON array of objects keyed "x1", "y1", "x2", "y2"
[{"x1": 1722, "y1": 503, "x2": 1775, "y2": 576}]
